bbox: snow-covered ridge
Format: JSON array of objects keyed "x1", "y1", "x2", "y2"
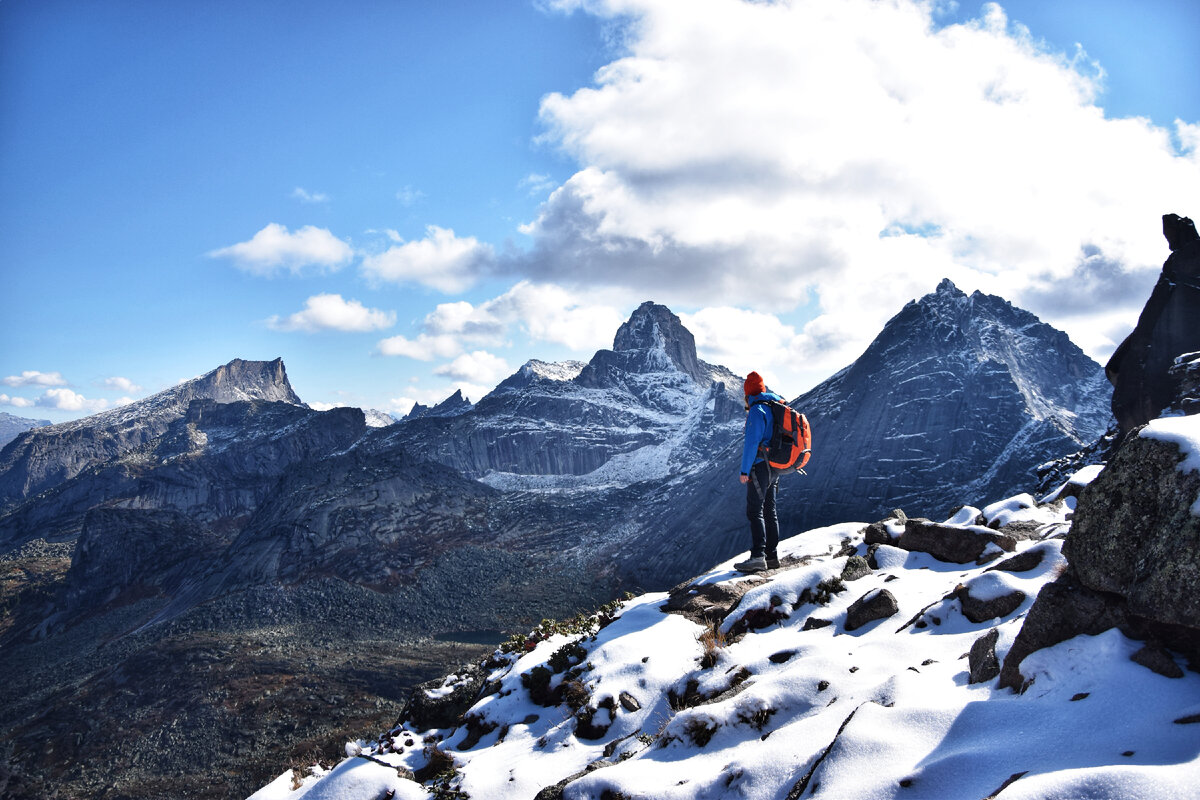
[
  {"x1": 252, "y1": 466, "x2": 1200, "y2": 800},
  {"x1": 522, "y1": 359, "x2": 587, "y2": 383}
]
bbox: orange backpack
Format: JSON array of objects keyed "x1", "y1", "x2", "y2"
[{"x1": 752, "y1": 399, "x2": 812, "y2": 473}]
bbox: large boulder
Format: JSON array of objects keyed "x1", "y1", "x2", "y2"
[{"x1": 1065, "y1": 424, "x2": 1200, "y2": 630}]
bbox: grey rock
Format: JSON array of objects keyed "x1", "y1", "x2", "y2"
[
  {"x1": 985, "y1": 548, "x2": 1047, "y2": 573},
  {"x1": 845, "y1": 589, "x2": 899, "y2": 632},
  {"x1": 1066, "y1": 429, "x2": 1200, "y2": 630},
  {"x1": 898, "y1": 519, "x2": 1016, "y2": 564},
  {"x1": 840, "y1": 556, "x2": 872, "y2": 582},
  {"x1": 968, "y1": 629, "x2": 1001, "y2": 684},
  {"x1": 955, "y1": 583, "x2": 1026, "y2": 623},
  {"x1": 1131, "y1": 642, "x2": 1184, "y2": 679}
]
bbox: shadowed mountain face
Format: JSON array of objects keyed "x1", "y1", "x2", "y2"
[
  {"x1": 0, "y1": 291, "x2": 1109, "y2": 799},
  {"x1": 782, "y1": 279, "x2": 1110, "y2": 528}
]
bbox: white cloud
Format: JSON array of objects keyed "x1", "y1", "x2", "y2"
[
  {"x1": 519, "y1": 173, "x2": 558, "y2": 196},
  {"x1": 3, "y1": 370, "x2": 67, "y2": 387},
  {"x1": 291, "y1": 187, "x2": 330, "y2": 203},
  {"x1": 434, "y1": 351, "x2": 512, "y2": 383},
  {"x1": 375, "y1": 281, "x2": 626, "y2": 363},
  {"x1": 0, "y1": 393, "x2": 35, "y2": 408},
  {"x1": 209, "y1": 223, "x2": 353, "y2": 276},
  {"x1": 396, "y1": 186, "x2": 426, "y2": 206},
  {"x1": 34, "y1": 388, "x2": 128, "y2": 412},
  {"x1": 518, "y1": 0, "x2": 1200, "y2": 373},
  {"x1": 360, "y1": 225, "x2": 493, "y2": 293},
  {"x1": 376, "y1": 333, "x2": 466, "y2": 361},
  {"x1": 266, "y1": 293, "x2": 396, "y2": 333},
  {"x1": 101, "y1": 376, "x2": 143, "y2": 393}
]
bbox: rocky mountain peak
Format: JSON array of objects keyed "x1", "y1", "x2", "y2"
[
  {"x1": 196, "y1": 357, "x2": 302, "y2": 405},
  {"x1": 582, "y1": 301, "x2": 708, "y2": 386}
]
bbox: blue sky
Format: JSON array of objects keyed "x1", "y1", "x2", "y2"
[{"x1": 2, "y1": 0, "x2": 1198, "y2": 422}]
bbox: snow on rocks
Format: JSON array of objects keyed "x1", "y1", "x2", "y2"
[{"x1": 250, "y1": 471, "x2": 1200, "y2": 800}]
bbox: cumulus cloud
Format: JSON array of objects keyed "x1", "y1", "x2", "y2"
[
  {"x1": 376, "y1": 332, "x2": 468, "y2": 361},
  {"x1": 3, "y1": 370, "x2": 67, "y2": 387},
  {"x1": 434, "y1": 351, "x2": 512, "y2": 383},
  {"x1": 361, "y1": 226, "x2": 494, "y2": 293},
  {"x1": 291, "y1": 187, "x2": 330, "y2": 203},
  {"x1": 0, "y1": 394, "x2": 35, "y2": 408},
  {"x1": 101, "y1": 376, "x2": 143, "y2": 393},
  {"x1": 266, "y1": 293, "x2": 396, "y2": 333},
  {"x1": 517, "y1": 0, "x2": 1200, "y2": 372},
  {"x1": 376, "y1": 281, "x2": 626, "y2": 362},
  {"x1": 34, "y1": 388, "x2": 129, "y2": 412},
  {"x1": 209, "y1": 223, "x2": 354, "y2": 276}
]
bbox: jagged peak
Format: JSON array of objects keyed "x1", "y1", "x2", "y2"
[{"x1": 604, "y1": 301, "x2": 707, "y2": 384}]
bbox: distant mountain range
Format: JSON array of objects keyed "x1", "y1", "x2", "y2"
[
  {"x1": 0, "y1": 282, "x2": 1111, "y2": 799},
  {"x1": 0, "y1": 412, "x2": 50, "y2": 450}
]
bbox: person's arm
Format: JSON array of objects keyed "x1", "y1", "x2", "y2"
[{"x1": 739, "y1": 407, "x2": 764, "y2": 476}]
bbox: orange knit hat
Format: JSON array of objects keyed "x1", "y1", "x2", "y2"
[{"x1": 743, "y1": 371, "x2": 765, "y2": 397}]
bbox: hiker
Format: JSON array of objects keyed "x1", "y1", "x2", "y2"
[{"x1": 736, "y1": 371, "x2": 783, "y2": 573}]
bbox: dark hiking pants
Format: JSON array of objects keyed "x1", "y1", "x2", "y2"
[{"x1": 746, "y1": 460, "x2": 779, "y2": 560}]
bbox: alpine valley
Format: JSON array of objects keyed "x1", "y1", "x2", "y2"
[{"x1": 0, "y1": 281, "x2": 1113, "y2": 798}]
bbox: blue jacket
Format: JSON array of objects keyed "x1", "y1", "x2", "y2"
[{"x1": 741, "y1": 390, "x2": 783, "y2": 474}]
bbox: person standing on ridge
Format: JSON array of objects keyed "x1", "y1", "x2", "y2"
[{"x1": 736, "y1": 371, "x2": 783, "y2": 573}]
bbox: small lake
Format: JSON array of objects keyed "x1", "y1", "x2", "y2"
[{"x1": 433, "y1": 629, "x2": 507, "y2": 646}]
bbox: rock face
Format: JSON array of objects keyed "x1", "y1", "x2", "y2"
[
  {"x1": 779, "y1": 279, "x2": 1110, "y2": 531},
  {"x1": 0, "y1": 358, "x2": 302, "y2": 512},
  {"x1": 1106, "y1": 213, "x2": 1200, "y2": 440}
]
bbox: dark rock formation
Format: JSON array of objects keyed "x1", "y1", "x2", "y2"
[
  {"x1": 969, "y1": 629, "x2": 1001, "y2": 684},
  {"x1": 1106, "y1": 213, "x2": 1200, "y2": 441},
  {"x1": 845, "y1": 589, "x2": 899, "y2": 631},
  {"x1": 954, "y1": 582, "x2": 1025, "y2": 624},
  {"x1": 1065, "y1": 430, "x2": 1200, "y2": 629}
]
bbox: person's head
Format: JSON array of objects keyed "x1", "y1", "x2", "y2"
[{"x1": 743, "y1": 372, "x2": 765, "y2": 408}]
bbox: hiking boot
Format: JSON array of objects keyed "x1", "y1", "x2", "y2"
[
  {"x1": 734, "y1": 556, "x2": 766, "y2": 573},
  {"x1": 765, "y1": 557, "x2": 781, "y2": 570}
]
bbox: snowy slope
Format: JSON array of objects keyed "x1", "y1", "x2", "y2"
[{"x1": 251, "y1": 463, "x2": 1200, "y2": 800}]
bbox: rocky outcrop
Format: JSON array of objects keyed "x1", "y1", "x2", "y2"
[
  {"x1": 1106, "y1": 213, "x2": 1200, "y2": 440},
  {"x1": 1064, "y1": 428, "x2": 1200, "y2": 630},
  {"x1": 898, "y1": 519, "x2": 1016, "y2": 564}
]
